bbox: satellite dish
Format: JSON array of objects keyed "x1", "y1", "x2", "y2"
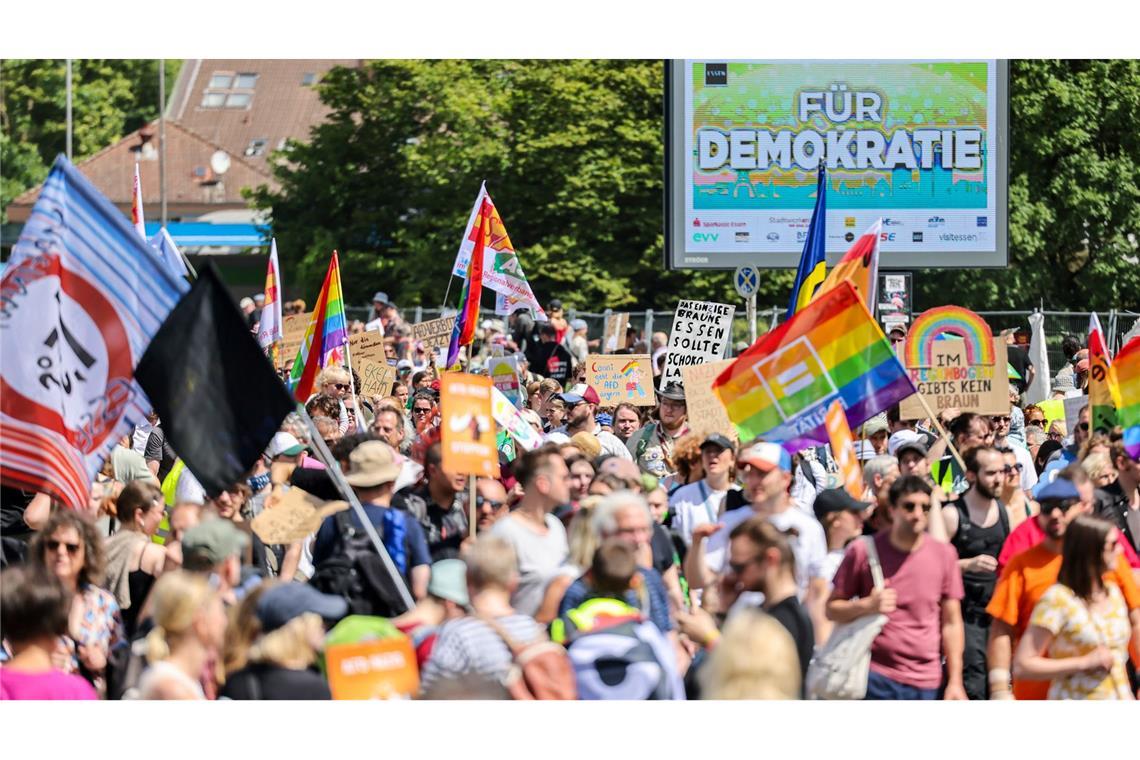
[{"x1": 210, "y1": 150, "x2": 231, "y2": 175}]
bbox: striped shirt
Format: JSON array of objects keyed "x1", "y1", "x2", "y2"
[{"x1": 418, "y1": 614, "x2": 541, "y2": 693}]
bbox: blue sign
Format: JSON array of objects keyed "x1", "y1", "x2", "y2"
[{"x1": 734, "y1": 265, "x2": 760, "y2": 298}]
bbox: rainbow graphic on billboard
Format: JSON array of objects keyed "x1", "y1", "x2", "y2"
[{"x1": 904, "y1": 306, "x2": 995, "y2": 368}]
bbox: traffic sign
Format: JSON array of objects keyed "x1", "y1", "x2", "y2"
[{"x1": 734, "y1": 265, "x2": 760, "y2": 298}]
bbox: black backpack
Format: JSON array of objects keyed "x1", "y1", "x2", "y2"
[{"x1": 308, "y1": 511, "x2": 412, "y2": 618}]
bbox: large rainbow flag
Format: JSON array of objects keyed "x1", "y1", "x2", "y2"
[
  {"x1": 713, "y1": 282, "x2": 915, "y2": 452},
  {"x1": 289, "y1": 251, "x2": 347, "y2": 401},
  {"x1": 1111, "y1": 336, "x2": 1140, "y2": 459},
  {"x1": 1088, "y1": 313, "x2": 1116, "y2": 432},
  {"x1": 447, "y1": 196, "x2": 490, "y2": 368}
]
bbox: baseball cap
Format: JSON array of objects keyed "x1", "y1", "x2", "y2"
[
  {"x1": 813, "y1": 487, "x2": 872, "y2": 521},
  {"x1": 737, "y1": 442, "x2": 792, "y2": 473},
  {"x1": 1034, "y1": 476, "x2": 1080, "y2": 504},
  {"x1": 396, "y1": 359, "x2": 414, "y2": 372},
  {"x1": 854, "y1": 440, "x2": 878, "y2": 461},
  {"x1": 549, "y1": 298, "x2": 563, "y2": 310},
  {"x1": 700, "y1": 433, "x2": 735, "y2": 451},
  {"x1": 344, "y1": 441, "x2": 401, "y2": 488},
  {"x1": 558, "y1": 385, "x2": 601, "y2": 406},
  {"x1": 372, "y1": 291, "x2": 390, "y2": 305},
  {"x1": 182, "y1": 518, "x2": 249, "y2": 567},
  {"x1": 888, "y1": 429, "x2": 925, "y2": 457},
  {"x1": 256, "y1": 582, "x2": 348, "y2": 633},
  {"x1": 427, "y1": 559, "x2": 469, "y2": 607},
  {"x1": 570, "y1": 318, "x2": 588, "y2": 331},
  {"x1": 267, "y1": 431, "x2": 306, "y2": 458}
]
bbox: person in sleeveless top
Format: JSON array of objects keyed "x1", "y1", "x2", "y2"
[
  {"x1": 102, "y1": 482, "x2": 167, "y2": 637},
  {"x1": 941, "y1": 446, "x2": 1011, "y2": 700},
  {"x1": 134, "y1": 572, "x2": 226, "y2": 699}
]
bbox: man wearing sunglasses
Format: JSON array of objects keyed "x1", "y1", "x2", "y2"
[
  {"x1": 990, "y1": 411, "x2": 1037, "y2": 493},
  {"x1": 986, "y1": 473, "x2": 1140, "y2": 700},
  {"x1": 829, "y1": 475, "x2": 966, "y2": 700}
]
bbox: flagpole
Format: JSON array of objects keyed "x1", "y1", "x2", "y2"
[
  {"x1": 65, "y1": 60, "x2": 73, "y2": 161},
  {"x1": 295, "y1": 406, "x2": 415, "y2": 612},
  {"x1": 334, "y1": 257, "x2": 362, "y2": 429},
  {"x1": 159, "y1": 58, "x2": 167, "y2": 227},
  {"x1": 442, "y1": 274, "x2": 457, "y2": 309}
]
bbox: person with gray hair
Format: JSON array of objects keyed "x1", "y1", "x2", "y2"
[
  {"x1": 862, "y1": 455, "x2": 899, "y2": 499},
  {"x1": 557, "y1": 490, "x2": 677, "y2": 640}
]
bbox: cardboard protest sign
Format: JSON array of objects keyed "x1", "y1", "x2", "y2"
[
  {"x1": 898, "y1": 306, "x2": 1010, "y2": 419},
  {"x1": 604, "y1": 312, "x2": 630, "y2": 353},
  {"x1": 325, "y1": 638, "x2": 419, "y2": 700},
  {"x1": 441, "y1": 373, "x2": 500, "y2": 477},
  {"x1": 491, "y1": 386, "x2": 543, "y2": 452},
  {"x1": 586, "y1": 355, "x2": 655, "y2": 407},
  {"x1": 348, "y1": 331, "x2": 396, "y2": 398},
  {"x1": 251, "y1": 486, "x2": 326, "y2": 545},
  {"x1": 278, "y1": 311, "x2": 312, "y2": 370},
  {"x1": 411, "y1": 316, "x2": 456, "y2": 351},
  {"x1": 680, "y1": 359, "x2": 736, "y2": 440},
  {"x1": 488, "y1": 355, "x2": 523, "y2": 408},
  {"x1": 662, "y1": 300, "x2": 736, "y2": 387}
]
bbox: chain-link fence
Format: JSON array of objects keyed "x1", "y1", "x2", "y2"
[{"x1": 349, "y1": 304, "x2": 1139, "y2": 374}]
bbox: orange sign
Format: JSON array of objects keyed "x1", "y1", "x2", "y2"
[
  {"x1": 325, "y1": 638, "x2": 419, "y2": 700},
  {"x1": 440, "y1": 373, "x2": 500, "y2": 478},
  {"x1": 824, "y1": 399, "x2": 863, "y2": 499}
]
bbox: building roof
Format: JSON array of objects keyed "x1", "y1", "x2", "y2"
[{"x1": 167, "y1": 59, "x2": 359, "y2": 175}]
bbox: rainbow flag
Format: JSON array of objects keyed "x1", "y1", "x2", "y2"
[
  {"x1": 1111, "y1": 336, "x2": 1140, "y2": 459},
  {"x1": 713, "y1": 282, "x2": 915, "y2": 452},
  {"x1": 1088, "y1": 313, "x2": 1116, "y2": 432},
  {"x1": 447, "y1": 196, "x2": 490, "y2": 368},
  {"x1": 289, "y1": 251, "x2": 347, "y2": 401}
]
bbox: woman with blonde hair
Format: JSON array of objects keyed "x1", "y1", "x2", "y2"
[
  {"x1": 698, "y1": 608, "x2": 802, "y2": 700},
  {"x1": 313, "y1": 366, "x2": 354, "y2": 433},
  {"x1": 534, "y1": 497, "x2": 602, "y2": 624},
  {"x1": 222, "y1": 582, "x2": 345, "y2": 699},
  {"x1": 1081, "y1": 450, "x2": 1117, "y2": 489},
  {"x1": 134, "y1": 572, "x2": 227, "y2": 699}
]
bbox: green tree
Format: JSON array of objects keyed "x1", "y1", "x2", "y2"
[{"x1": 2, "y1": 59, "x2": 179, "y2": 219}]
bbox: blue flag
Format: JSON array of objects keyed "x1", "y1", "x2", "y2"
[
  {"x1": 149, "y1": 227, "x2": 192, "y2": 279},
  {"x1": 0, "y1": 155, "x2": 189, "y2": 508},
  {"x1": 786, "y1": 164, "x2": 827, "y2": 319}
]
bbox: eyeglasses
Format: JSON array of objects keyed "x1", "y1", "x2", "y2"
[
  {"x1": 46, "y1": 539, "x2": 81, "y2": 555},
  {"x1": 1002, "y1": 463, "x2": 1024, "y2": 474},
  {"x1": 1048, "y1": 432, "x2": 1064, "y2": 441},
  {"x1": 897, "y1": 500, "x2": 932, "y2": 513},
  {"x1": 728, "y1": 558, "x2": 758, "y2": 575}
]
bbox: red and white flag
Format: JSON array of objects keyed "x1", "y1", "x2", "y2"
[
  {"x1": 131, "y1": 163, "x2": 146, "y2": 239},
  {"x1": 257, "y1": 239, "x2": 284, "y2": 352}
]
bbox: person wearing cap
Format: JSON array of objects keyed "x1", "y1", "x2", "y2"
[
  {"x1": 366, "y1": 291, "x2": 391, "y2": 334},
  {"x1": 546, "y1": 298, "x2": 569, "y2": 344},
  {"x1": 686, "y1": 441, "x2": 830, "y2": 645},
  {"x1": 626, "y1": 381, "x2": 690, "y2": 480},
  {"x1": 311, "y1": 441, "x2": 432, "y2": 600},
  {"x1": 814, "y1": 487, "x2": 872, "y2": 584},
  {"x1": 567, "y1": 318, "x2": 590, "y2": 365},
  {"x1": 936, "y1": 445, "x2": 1011, "y2": 700},
  {"x1": 221, "y1": 581, "x2": 347, "y2": 699},
  {"x1": 986, "y1": 470, "x2": 1140, "y2": 700},
  {"x1": 668, "y1": 433, "x2": 741, "y2": 548},
  {"x1": 887, "y1": 323, "x2": 907, "y2": 348},
  {"x1": 861, "y1": 414, "x2": 890, "y2": 456},
  {"x1": 268, "y1": 431, "x2": 307, "y2": 466},
  {"x1": 391, "y1": 559, "x2": 471, "y2": 667},
  {"x1": 182, "y1": 517, "x2": 251, "y2": 606},
  {"x1": 829, "y1": 475, "x2": 967, "y2": 700},
  {"x1": 546, "y1": 385, "x2": 632, "y2": 461}
]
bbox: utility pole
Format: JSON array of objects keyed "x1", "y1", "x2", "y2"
[
  {"x1": 65, "y1": 60, "x2": 73, "y2": 161},
  {"x1": 159, "y1": 59, "x2": 167, "y2": 227}
]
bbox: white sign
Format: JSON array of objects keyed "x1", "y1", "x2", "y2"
[{"x1": 662, "y1": 299, "x2": 736, "y2": 387}]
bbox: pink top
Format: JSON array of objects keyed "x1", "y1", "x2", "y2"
[
  {"x1": 997, "y1": 516, "x2": 1139, "y2": 574},
  {"x1": 0, "y1": 668, "x2": 98, "y2": 700},
  {"x1": 831, "y1": 532, "x2": 964, "y2": 690}
]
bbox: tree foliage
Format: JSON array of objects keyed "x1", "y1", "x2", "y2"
[{"x1": 2, "y1": 59, "x2": 179, "y2": 220}]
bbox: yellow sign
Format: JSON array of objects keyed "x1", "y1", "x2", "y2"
[
  {"x1": 680, "y1": 359, "x2": 737, "y2": 440},
  {"x1": 586, "y1": 355, "x2": 655, "y2": 407},
  {"x1": 348, "y1": 331, "x2": 396, "y2": 398},
  {"x1": 278, "y1": 311, "x2": 313, "y2": 370}
]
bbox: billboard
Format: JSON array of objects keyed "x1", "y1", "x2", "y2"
[{"x1": 666, "y1": 60, "x2": 1008, "y2": 270}]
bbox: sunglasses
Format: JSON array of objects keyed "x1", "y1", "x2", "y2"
[
  {"x1": 728, "y1": 558, "x2": 757, "y2": 576},
  {"x1": 1040, "y1": 499, "x2": 1079, "y2": 515},
  {"x1": 1048, "y1": 432, "x2": 1064, "y2": 441},
  {"x1": 992, "y1": 416, "x2": 1010, "y2": 424},
  {"x1": 46, "y1": 539, "x2": 81, "y2": 554},
  {"x1": 412, "y1": 407, "x2": 432, "y2": 416},
  {"x1": 897, "y1": 500, "x2": 932, "y2": 513},
  {"x1": 1002, "y1": 463, "x2": 1024, "y2": 474},
  {"x1": 1078, "y1": 422, "x2": 1090, "y2": 432},
  {"x1": 475, "y1": 496, "x2": 505, "y2": 509},
  {"x1": 334, "y1": 383, "x2": 350, "y2": 391}
]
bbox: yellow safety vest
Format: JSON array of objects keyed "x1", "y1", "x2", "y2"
[{"x1": 152, "y1": 459, "x2": 186, "y2": 545}]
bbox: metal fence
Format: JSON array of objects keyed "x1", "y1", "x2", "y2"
[{"x1": 348, "y1": 304, "x2": 1139, "y2": 373}]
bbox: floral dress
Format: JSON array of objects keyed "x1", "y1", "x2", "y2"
[
  {"x1": 60, "y1": 584, "x2": 127, "y2": 696},
  {"x1": 1028, "y1": 582, "x2": 1133, "y2": 700}
]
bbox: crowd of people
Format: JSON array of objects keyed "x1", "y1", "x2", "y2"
[{"x1": 1, "y1": 296, "x2": 1137, "y2": 702}]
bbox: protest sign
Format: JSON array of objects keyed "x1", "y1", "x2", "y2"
[
  {"x1": 325, "y1": 638, "x2": 420, "y2": 700},
  {"x1": 680, "y1": 359, "x2": 736, "y2": 439},
  {"x1": 824, "y1": 400, "x2": 864, "y2": 499},
  {"x1": 279, "y1": 311, "x2": 312, "y2": 370},
  {"x1": 604, "y1": 312, "x2": 630, "y2": 353},
  {"x1": 586, "y1": 355, "x2": 655, "y2": 407},
  {"x1": 250, "y1": 486, "x2": 326, "y2": 545},
  {"x1": 411, "y1": 316, "x2": 456, "y2": 352},
  {"x1": 491, "y1": 386, "x2": 543, "y2": 452},
  {"x1": 348, "y1": 331, "x2": 396, "y2": 398},
  {"x1": 441, "y1": 373, "x2": 500, "y2": 477},
  {"x1": 897, "y1": 306, "x2": 1010, "y2": 419},
  {"x1": 488, "y1": 355, "x2": 523, "y2": 408},
  {"x1": 662, "y1": 300, "x2": 736, "y2": 387}
]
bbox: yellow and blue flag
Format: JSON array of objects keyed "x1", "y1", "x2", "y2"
[{"x1": 786, "y1": 164, "x2": 827, "y2": 318}]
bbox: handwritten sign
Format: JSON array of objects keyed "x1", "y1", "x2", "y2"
[
  {"x1": 680, "y1": 359, "x2": 736, "y2": 440},
  {"x1": 662, "y1": 300, "x2": 736, "y2": 387},
  {"x1": 898, "y1": 339, "x2": 1010, "y2": 419},
  {"x1": 441, "y1": 373, "x2": 499, "y2": 477},
  {"x1": 586, "y1": 354, "x2": 655, "y2": 407},
  {"x1": 603, "y1": 312, "x2": 630, "y2": 353},
  {"x1": 278, "y1": 311, "x2": 313, "y2": 370},
  {"x1": 325, "y1": 638, "x2": 419, "y2": 700},
  {"x1": 411, "y1": 316, "x2": 456, "y2": 351},
  {"x1": 251, "y1": 486, "x2": 324, "y2": 545},
  {"x1": 348, "y1": 331, "x2": 396, "y2": 398},
  {"x1": 488, "y1": 356, "x2": 522, "y2": 409}
]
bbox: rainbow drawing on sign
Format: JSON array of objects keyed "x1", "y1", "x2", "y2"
[
  {"x1": 904, "y1": 306, "x2": 995, "y2": 368},
  {"x1": 620, "y1": 360, "x2": 647, "y2": 400}
]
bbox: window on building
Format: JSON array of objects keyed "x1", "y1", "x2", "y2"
[
  {"x1": 234, "y1": 72, "x2": 259, "y2": 89},
  {"x1": 225, "y1": 92, "x2": 252, "y2": 109},
  {"x1": 200, "y1": 91, "x2": 227, "y2": 108},
  {"x1": 302, "y1": 72, "x2": 317, "y2": 86},
  {"x1": 209, "y1": 73, "x2": 234, "y2": 89},
  {"x1": 201, "y1": 71, "x2": 258, "y2": 110}
]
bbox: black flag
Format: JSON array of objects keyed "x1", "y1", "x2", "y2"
[{"x1": 135, "y1": 261, "x2": 294, "y2": 497}]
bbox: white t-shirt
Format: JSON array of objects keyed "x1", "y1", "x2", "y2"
[
  {"x1": 669, "y1": 480, "x2": 739, "y2": 547},
  {"x1": 705, "y1": 504, "x2": 828, "y2": 601},
  {"x1": 490, "y1": 513, "x2": 569, "y2": 617}
]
